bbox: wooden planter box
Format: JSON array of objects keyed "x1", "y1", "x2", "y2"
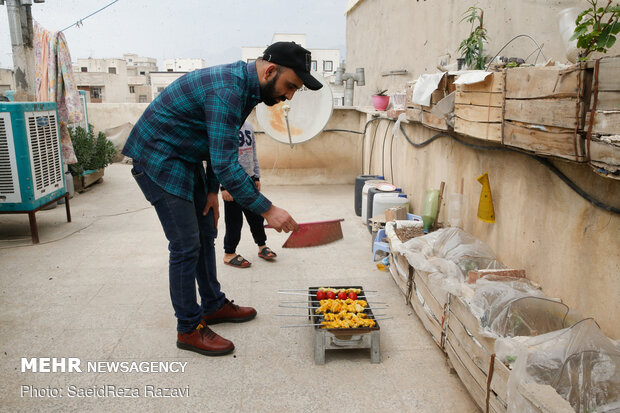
[
  {"x1": 503, "y1": 65, "x2": 586, "y2": 162},
  {"x1": 406, "y1": 73, "x2": 456, "y2": 131},
  {"x1": 585, "y1": 56, "x2": 620, "y2": 177},
  {"x1": 454, "y1": 71, "x2": 505, "y2": 142},
  {"x1": 73, "y1": 169, "x2": 104, "y2": 193}
]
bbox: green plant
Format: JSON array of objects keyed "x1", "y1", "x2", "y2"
[
  {"x1": 571, "y1": 0, "x2": 620, "y2": 61},
  {"x1": 68, "y1": 125, "x2": 116, "y2": 176},
  {"x1": 458, "y1": 6, "x2": 488, "y2": 70},
  {"x1": 373, "y1": 89, "x2": 388, "y2": 96}
]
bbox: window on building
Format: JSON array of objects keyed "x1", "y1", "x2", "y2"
[
  {"x1": 81, "y1": 67, "x2": 88, "y2": 72},
  {"x1": 157, "y1": 87, "x2": 165, "y2": 93},
  {"x1": 108, "y1": 67, "x2": 116, "y2": 74},
  {"x1": 128, "y1": 58, "x2": 133, "y2": 62},
  {"x1": 167, "y1": 69, "x2": 173, "y2": 72},
  {"x1": 323, "y1": 61, "x2": 333, "y2": 72},
  {"x1": 311, "y1": 60, "x2": 317, "y2": 71},
  {"x1": 91, "y1": 87, "x2": 102, "y2": 100},
  {"x1": 138, "y1": 95, "x2": 147, "y2": 103},
  {"x1": 129, "y1": 86, "x2": 135, "y2": 93},
  {"x1": 140, "y1": 71, "x2": 145, "y2": 75}
]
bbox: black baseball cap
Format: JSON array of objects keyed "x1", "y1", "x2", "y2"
[{"x1": 262, "y1": 42, "x2": 323, "y2": 91}]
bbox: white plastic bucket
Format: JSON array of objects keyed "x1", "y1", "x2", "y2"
[{"x1": 361, "y1": 180, "x2": 386, "y2": 223}]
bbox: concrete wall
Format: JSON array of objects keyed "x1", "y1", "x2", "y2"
[
  {"x1": 346, "y1": 0, "x2": 620, "y2": 106},
  {"x1": 347, "y1": 1, "x2": 620, "y2": 338}
]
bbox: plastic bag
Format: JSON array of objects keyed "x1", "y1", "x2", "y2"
[{"x1": 507, "y1": 319, "x2": 620, "y2": 413}]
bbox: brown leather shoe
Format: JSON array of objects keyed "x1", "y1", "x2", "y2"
[
  {"x1": 202, "y1": 299, "x2": 257, "y2": 325},
  {"x1": 176, "y1": 322, "x2": 234, "y2": 356}
]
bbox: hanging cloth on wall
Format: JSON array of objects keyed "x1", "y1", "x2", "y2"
[{"x1": 34, "y1": 21, "x2": 81, "y2": 164}]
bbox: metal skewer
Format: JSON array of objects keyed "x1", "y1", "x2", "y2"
[
  {"x1": 278, "y1": 289, "x2": 378, "y2": 293},
  {"x1": 276, "y1": 313, "x2": 387, "y2": 318},
  {"x1": 277, "y1": 291, "x2": 377, "y2": 298},
  {"x1": 281, "y1": 317, "x2": 393, "y2": 328},
  {"x1": 278, "y1": 304, "x2": 388, "y2": 310},
  {"x1": 279, "y1": 301, "x2": 387, "y2": 305}
]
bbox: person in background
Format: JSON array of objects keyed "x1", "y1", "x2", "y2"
[
  {"x1": 122, "y1": 42, "x2": 322, "y2": 357},
  {"x1": 222, "y1": 121, "x2": 277, "y2": 268}
]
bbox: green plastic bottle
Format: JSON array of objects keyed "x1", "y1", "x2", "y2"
[{"x1": 421, "y1": 189, "x2": 439, "y2": 233}]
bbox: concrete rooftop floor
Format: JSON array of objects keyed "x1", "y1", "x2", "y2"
[{"x1": 0, "y1": 163, "x2": 477, "y2": 412}]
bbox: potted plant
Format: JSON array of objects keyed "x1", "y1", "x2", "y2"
[
  {"x1": 458, "y1": 6, "x2": 488, "y2": 70},
  {"x1": 372, "y1": 89, "x2": 390, "y2": 111},
  {"x1": 68, "y1": 125, "x2": 116, "y2": 192},
  {"x1": 571, "y1": 0, "x2": 620, "y2": 61}
]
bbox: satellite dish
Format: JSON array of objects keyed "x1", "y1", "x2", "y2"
[{"x1": 256, "y1": 71, "x2": 333, "y2": 146}]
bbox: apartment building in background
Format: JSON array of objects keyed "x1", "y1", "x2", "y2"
[
  {"x1": 241, "y1": 33, "x2": 344, "y2": 106},
  {"x1": 164, "y1": 58, "x2": 206, "y2": 72},
  {"x1": 73, "y1": 54, "x2": 158, "y2": 103}
]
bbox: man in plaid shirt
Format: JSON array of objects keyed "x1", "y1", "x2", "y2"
[{"x1": 122, "y1": 42, "x2": 322, "y2": 356}]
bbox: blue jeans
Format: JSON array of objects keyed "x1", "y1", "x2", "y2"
[{"x1": 131, "y1": 164, "x2": 226, "y2": 333}]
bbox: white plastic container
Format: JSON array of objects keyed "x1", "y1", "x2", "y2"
[
  {"x1": 447, "y1": 193, "x2": 463, "y2": 228},
  {"x1": 558, "y1": 8, "x2": 579, "y2": 63},
  {"x1": 373, "y1": 193, "x2": 409, "y2": 218},
  {"x1": 361, "y1": 180, "x2": 386, "y2": 223}
]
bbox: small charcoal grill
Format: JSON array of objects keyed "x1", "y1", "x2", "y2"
[{"x1": 308, "y1": 286, "x2": 381, "y2": 364}]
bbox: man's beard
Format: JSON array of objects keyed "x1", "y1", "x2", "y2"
[{"x1": 260, "y1": 72, "x2": 286, "y2": 106}]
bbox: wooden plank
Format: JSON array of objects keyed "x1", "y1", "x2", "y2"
[
  {"x1": 421, "y1": 110, "x2": 448, "y2": 131},
  {"x1": 593, "y1": 91, "x2": 620, "y2": 111},
  {"x1": 447, "y1": 296, "x2": 496, "y2": 353},
  {"x1": 388, "y1": 254, "x2": 409, "y2": 298},
  {"x1": 503, "y1": 120, "x2": 584, "y2": 161},
  {"x1": 517, "y1": 383, "x2": 575, "y2": 413},
  {"x1": 597, "y1": 56, "x2": 620, "y2": 91},
  {"x1": 458, "y1": 72, "x2": 505, "y2": 93},
  {"x1": 505, "y1": 99, "x2": 578, "y2": 129},
  {"x1": 447, "y1": 310, "x2": 493, "y2": 374},
  {"x1": 414, "y1": 270, "x2": 445, "y2": 322},
  {"x1": 455, "y1": 104, "x2": 503, "y2": 123},
  {"x1": 445, "y1": 327, "x2": 488, "y2": 394},
  {"x1": 505, "y1": 66, "x2": 580, "y2": 99},
  {"x1": 454, "y1": 117, "x2": 502, "y2": 142},
  {"x1": 455, "y1": 91, "x2": 503, "y2": 107},
  {"x1": 409, "y1": 284, "x2": 443, "y2": 347},
  {"x1": 405, "y1": 107, "x2": 421, "y2": 123},
  {"x1": 589, "y1": 137, "x2": 620, "y2": 166},
  {"x1": 491, "y1": 360, "x2": 511, "y2": 405},
  {"x1": 586, "y1": 110, "x2": 620, "y2": 135}
]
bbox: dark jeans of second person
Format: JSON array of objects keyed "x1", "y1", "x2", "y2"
[
  {"x1": 223, "y1": 199, "x2": 267, "y2": 254},
  {"x1": 131, "y1": 164, "x2": 226, "y2": 333}
]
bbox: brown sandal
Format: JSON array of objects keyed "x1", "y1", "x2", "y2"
[
  {"x1": 258, "y1": 246, "x2": 277, "y2": 260},
  {"x1": 224, "y1": 255, "x2": 251, "y2": 268}
]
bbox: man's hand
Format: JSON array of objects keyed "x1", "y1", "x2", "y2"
[
  {"x1": 255, "y1": 181, "x2": 261, "y2": 191},
  {"x1": 262, "y1": 205, "x2": 298, "y2": 233},
  {"x1": 221, "y1": 189, "x2": 233, "y2": 202},
  {"x1": 203, "y1": 192, "x2": 220, "y2": 227}
]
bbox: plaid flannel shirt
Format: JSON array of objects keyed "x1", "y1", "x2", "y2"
[{"x1": 122, "y1": 61, "x2": 272, "y2": 214}]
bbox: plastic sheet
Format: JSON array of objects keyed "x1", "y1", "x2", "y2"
[
  {"x1": 394, "y1": 228, "x2": 504, "y2": 303},
  {"x1": 506, "y1": 319, "x2": 620, "y2": 413}
]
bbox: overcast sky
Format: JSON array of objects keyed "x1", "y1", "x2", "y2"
[{"x1": 0, "y1": 0, "x2": 348, "y2": 69}]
